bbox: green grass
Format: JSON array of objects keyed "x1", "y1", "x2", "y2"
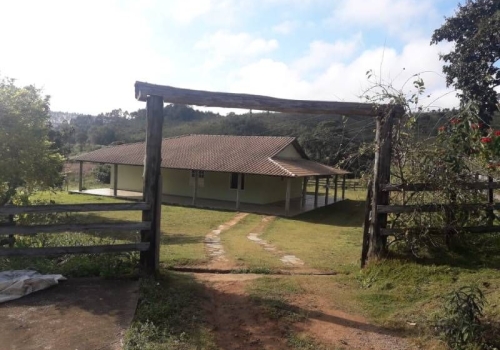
[
  {"x1": 221, "y1": 214, "x2": 288, "y2": 271},
  {"x1": 125, "y1": 271, "x2": 217, "y2": 350}
]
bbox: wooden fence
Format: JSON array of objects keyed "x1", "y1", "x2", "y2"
[
  {"x1": 0, "y1": 200, "x2": 160, "y2": 272},
  {"x1": 362, "y1": 178, "x2": 500, "y2": 266}
]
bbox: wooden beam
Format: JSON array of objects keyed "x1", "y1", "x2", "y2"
[
  {"x1": 342, "y1": 175, "x2": 346, "y2": 200},
  {"x1": 314, "y1": 177, "x2": 319, "y2": 208},
  {"x1": 0, "y1": 243, "x2": 150, "y2": 257},
  {"x1": 383, "y1": 181, "x2": 500, "y2": 192},
  {"x1": 236, "y1": 173, "x2": 242, "y2": 210},
  {"x1": 301, "y1": 177, "x2": 308, "y2": 208},
  {"x1": 113, "y1": 164, "x2": 118, "y2": 197},
  {"x1": 141, "y1": 94, "x2": 164, "y2": 274},
  {"x1": 378, "y1": 203, "x2": 500, "y2": 214},
  {"x1": 0, "y1": 202, "x2": 150, "y2": 216},
  {"x1": 135, "y1": 81, "x2": 402, "y2": 117},
  {"x1": 0, "y1": 222, "x2": 151, "y2": 236},
  {"x1": 78, "y1": 161, "x2": 83, "y2": 192},
  {"x1": 192, "y1": 170, "x2": 198, "y2": 206},
  {"x1": 381, "y1": 226, "x2": 500, "y2": 236},
  {"x1": 333, "y1": 175, "x2": 338, "y2": 202},
  {"x1": 361, "y1": 181, "x2": 373, "y2": 268},
  {"x1": 324, "y1": 177, "x2": 330, "y2": 206},
  {"x1": 368, "y1": 110, "x2": 396, "y2": 260},
  {"x1": 285, "y1": 178, "x2": 291, "y2": 216}
]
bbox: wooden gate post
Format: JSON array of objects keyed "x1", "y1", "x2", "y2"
[
  {"x1": 367, "y1": 108, "x2": 397, "y2": 260},
  {"x1": 141, "y1": 95, "x2": 164, "y2": 274}
]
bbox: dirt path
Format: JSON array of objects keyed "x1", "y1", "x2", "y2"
[
  {"x1": 0, "y1": 278, "x2": 139, "y2": 350},
  {"x1": 204, "y1": 212, "x2": 249, "y2": 269},
  {"x1": 194, "y1": 273, "x2": 413, "y2": 350}
]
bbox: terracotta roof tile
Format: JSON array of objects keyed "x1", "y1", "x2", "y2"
[{"x1": 72, "y1": 135, "x2": 348, "y2": 177}]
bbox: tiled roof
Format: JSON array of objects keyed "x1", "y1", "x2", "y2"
[{"x1": 72, "y1": 135, "x2": 348, "y2": 177}]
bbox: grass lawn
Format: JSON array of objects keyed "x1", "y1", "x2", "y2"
[{"x1": 4, "y1": 187, "x2": 500, "y2": 348}]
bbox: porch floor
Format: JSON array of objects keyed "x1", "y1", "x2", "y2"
[{"x1": 70, "y1": 188, "x2": 344, "y2": 217}]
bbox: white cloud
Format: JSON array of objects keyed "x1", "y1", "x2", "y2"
[
  {"x1": 195, "y1": 31, "x2": 279, "y2": 69},
  {"x1": 292, "y1": 34, "x2": 363, "y2": 74},
  {"x1": 165, "y1": 0, "x2": 213, "y2": 24},
  {"x1": 272, "y1": 20, "x2": 299, "y2": 34},
  {"x1": 227, "y1": 40, "x2": 459, "y2": 111},
  {"x1": 330, "y1": 0, "x2": 438, "y2": 40}
]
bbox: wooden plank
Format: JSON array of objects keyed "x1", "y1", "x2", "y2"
[
  {"x1": 135, "y1": 81, "x2": 403, "y2": 117},
  {"x1": 314, "y1": 177, "x2": 319, "y2": 208},
  {"x1": 378, "y1": 203, "x2": 500, "y2": 214},
  {"x1": 381, "y1": 226, "x2": 500, "y2": 236},
  {"x1": 0, "y1": 222, "x2": 151, "y2": 236},
  {"x1": 78, "y1": 161, "x2": 83, "y2": 192},
  {"x1": 342, "y1": 175, "x2": 346, "y2": 200},
  {"x1": 113, "y1": 164, "x2": 118, "y2": 197},
  {"x1": 301, "y1": 177, "x2": 308, "y2": 208},
  {"x1": 333, "y1": 175, "x2": 338, "y2": 202},
  {"x1": 368, "y1": 110, "x2": 396, "y2": 259},
  {"x1": 140, "y1": 94, "x2": 164, "y2": 274},
  {"x1": 383, "y1": 182, "x2": 500, "y2": 192},
  {"x1": 324, "y1": 177, "x2": 330, "y2": 206},
  {"x1": 0, "y1": 202, "x2": 150, "y2": 216},
  {"x1": 361, "y1": 181, "x2": 373, "y2": 268},
  {"x1": 0, "y1": 243, "x2": 150, "y2": 257},
  {"x1": 285, "y1": 177, "x2": 291, "y2": 216}
]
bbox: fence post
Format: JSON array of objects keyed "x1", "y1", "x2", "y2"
[
  {"x1": 487, "y1": 176, "x2": 494, "y2": 225},
  {"x1": 141, "y1": 94, "x2": 164, "y2": 274},
  {"x1": 367, "y1": 108, "x2": 396, "y2": 261}
]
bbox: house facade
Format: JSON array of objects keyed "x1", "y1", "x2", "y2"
[{"x1": 72, "y1": 135, "x2": 349, "y2": 216}]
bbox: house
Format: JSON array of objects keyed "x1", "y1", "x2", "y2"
[{"x1": 71, "y1": 134, "x2": 349, "y2": 216}]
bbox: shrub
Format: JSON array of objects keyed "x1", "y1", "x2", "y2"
[
  {"x1": 436, "y1": 285, "x2": 485, "y2": 349},
  {"x1": 92, "y1": 164, "x2": 111, "y2": 184}
]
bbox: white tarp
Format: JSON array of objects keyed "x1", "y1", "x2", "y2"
[{"x1": 0, "y1": 270, "x2": 66, "y2": 303}]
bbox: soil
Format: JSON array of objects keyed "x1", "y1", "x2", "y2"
[
  {"x1": 194, "y1": 273, "x2": 414, "y2": 350},
  {"x1": 0, "y1": 278, "x2": 139, "y2": 350}
]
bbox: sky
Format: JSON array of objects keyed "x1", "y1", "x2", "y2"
[{"x1": 0, "y1": 0, "x2": 461, "y2": 115}]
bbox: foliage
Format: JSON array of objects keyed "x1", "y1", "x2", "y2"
[
  {"x1": 431, "y1": 0, "x2": 500, "y2": 124},
  {"x1": 92, "y1": 164, "x2": 111, "y2": 184},
  {"x1": 0, "y1": 77, "x2": 64, "y2": 205},
  {"x1": 435, "y1": 285, "x2": 486, "y2": 349}
]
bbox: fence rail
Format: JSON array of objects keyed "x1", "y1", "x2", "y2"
[{"x1": 0, "y1": 201, "x2": 155, "y2": 269}]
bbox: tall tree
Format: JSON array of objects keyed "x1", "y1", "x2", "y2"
[
  {"x1": 431, "y1": 0, "x2": 500, "y2": 123},
  {"x1": 0, "y1": 77, "x2": 63, "y2": 205}
]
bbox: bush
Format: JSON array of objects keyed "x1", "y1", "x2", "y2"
[
  {"x1": 436, "y1": 285, "x2": 485, "y2": 349},
  {"x1": 92, "y1": 164, "x2": 111, "y2": 184}
]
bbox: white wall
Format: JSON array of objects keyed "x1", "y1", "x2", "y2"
[{"x1": 111, "y1": 165, "x2": 303, "y2": 205}]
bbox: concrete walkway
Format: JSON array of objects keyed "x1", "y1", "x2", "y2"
[{"x1": 71, "y1": 188, "x2": 344, "y2": 217}]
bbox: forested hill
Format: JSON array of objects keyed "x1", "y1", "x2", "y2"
[{"x1": 50, "y1": 104, "x2": 454, "y2": 174}]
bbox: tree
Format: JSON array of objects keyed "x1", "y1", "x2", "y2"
[
  {"x1": 431, "y1": 0, "x2": 500, "y2": 124},
  {"x1": 0, "y1": 77, "x2": 64, "y2": 206}
]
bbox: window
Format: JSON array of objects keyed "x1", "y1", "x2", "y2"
[
  {"x1": 190, "y1": 170, "x2": 205, "y2": 187},
  {"x1": 230, "y1": 173, "x2": 245, "y2": 190}
]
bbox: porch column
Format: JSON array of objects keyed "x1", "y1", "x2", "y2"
[
  {"x1": 113, "y1": 164, "x2": 118, "y2": 197},
  {"x1": 324, "y1": 176, "x2": 330, "y2": 206},
  {"x1": 285, "y1": 177, "x2": 291, "y2": 216},
  {"x1": 235, "y1": 173, "x2": 242, "y2": 210},
  {"x1": 78, "y1": 161, "x2": 83, "y2": 192},
  {"x1": 192, "y1": 170, "x2": 198, "y2": 206},
  {"x1": 342, "y1": 174, "x2": 346, "y2": 200},
  {"x1": 301, "y1": 177, "x2": 308, "y2": 208},
  {"x1": 314, "y1": 176, "x2": 319, "y2": 208},
  {"x1": 334, "y1": 175, "x2": 338, "y2": 202}
]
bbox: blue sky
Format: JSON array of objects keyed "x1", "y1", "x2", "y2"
[{"x1": 0, "y1": 0, "x2": 460, "y2": 114}]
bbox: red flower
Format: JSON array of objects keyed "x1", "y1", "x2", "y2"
[
  {"x1": 450, "y1": 118, "x2": 460, "y2": 124},
  {"x1": 438, "y1": 126, "x2": 446, "y2": 132},
  {"x1": 494, "y1": 130, "x2": 500, "y2": 136},
  {"x1": 481, "y1": 137, "x2": 492, "y2": 143}
]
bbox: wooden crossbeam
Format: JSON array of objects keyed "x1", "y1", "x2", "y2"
[
  {"x1": 0, "y1": 243, "x2": 150, "y2": 257},
  {"x1": 383, "y1": 182, "x2": 500, "y2": 192},
  {"x1": 378, "y1": 203, "x2": 500, "y2": 214},
  {"x1": 381, "y1": 226, "x2": 500, "y2": 236},
  {"x1": 135, "y1": 81, "x2": 403, "y2": 117},
  {"x1": 0, "y1": 222, "x2": 151, "y2": 236},
  {"x1": 0, "y1": 202, "x2": 150, "y2": 216}
]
